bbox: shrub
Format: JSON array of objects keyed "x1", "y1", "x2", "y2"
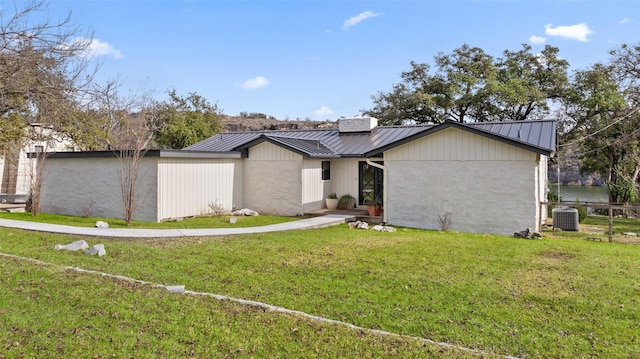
[
  {"x1": 338, "y1": 194, "x2": 355, "y2": 209},
  {"x1": 574, "y1": 197, "x2": 587, "y2": 223}
]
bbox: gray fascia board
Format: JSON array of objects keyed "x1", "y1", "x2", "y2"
[
  {"x1": 160, "y1": 150, "x2": 243, "y2": 159},
  {"x1": 40, "y1": 149, "x2": 243, "y2": 159},
  {"x1": 364, "y1": 121, "x2": 554, "y2": 157}
]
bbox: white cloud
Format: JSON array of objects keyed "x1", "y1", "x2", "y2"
[
  {"x1": 529, "y1": 35, "x2": 547, "y2": 44},
  {"x1": 544, "y1": 23, "x2": 594, "y2": 42},
  {"x1": 342, "y1": 10, "x2": 380, "y2": 30},
  {"x1": 620, "y1": 17, "x2": 632, "y2": 24},
  {"x1": 240, "y1": 76, "x2": 269, "y2": 89},
  {"x1": 69, "y1": 37, "x2": 123, "y2": 59},
  {"x1": 313, "y1": 105, "x2": 334, "y2": 117}
]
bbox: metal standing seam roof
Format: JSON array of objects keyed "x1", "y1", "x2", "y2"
[{"x1": 184, "y1": 119, "x2": 556, "y2": 158}]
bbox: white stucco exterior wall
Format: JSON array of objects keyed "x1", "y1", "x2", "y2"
[
  {"x1": 41, "y1": 157, "x2": 159, "y2": 222},
  {"x1": 157, "y1": 157, "x2": 243, "y2": 220},
  {"x1": 243, "y1": 142, "x2": 303, "y2": 216},
  {"x1": 384, "y1": 128, "x2": 542, "y2": 235}
]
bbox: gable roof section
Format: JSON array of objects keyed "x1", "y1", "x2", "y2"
[
  {"x1": 184, "y1": 119, "x2": 556, "y2": 158},
  {"x1": 364, "y1": 120, "x2": 556, "y2": 157},
  {"x1": 234, "y1": 134, "x2": 340, "y2": 158}
]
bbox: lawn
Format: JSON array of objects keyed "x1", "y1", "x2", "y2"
[{"x1": 1, "y1": 221, "x2": 640, "y2": 358}]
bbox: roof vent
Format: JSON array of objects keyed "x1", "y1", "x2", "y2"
[
  {"x1": 338, "y1": 116, "x2": 378, "y2": 133},
  {"x1": 552, "y1": 207, "x2": 579, "y2": 231}
]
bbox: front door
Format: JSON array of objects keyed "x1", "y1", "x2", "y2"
[{"x1": 359, "y1": 161, "x2": 383, "y2": 206}]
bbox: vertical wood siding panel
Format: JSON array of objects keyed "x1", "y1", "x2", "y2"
[
  {"x1": 385, "y1": 127, "x2": 536, "y2": 162},
  {"x1": 302, "y1": 159, "x2": 326, "y2": 213},
  {"x1": 158, "y1": 157, "x2": 241, "y2": 220}
]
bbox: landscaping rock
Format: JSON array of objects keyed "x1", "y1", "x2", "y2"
[
  {"x1": 84, "y1": 244, "x2": 106, "y2": 256},
  {"x1": 54, "y1": 240, "x2": 89, "y2": 251},
  {"x1": 95, "y1": 221, "x2": 109, "y2": 228},
  {"x1": 623, "y1": 232, "x2": 638, "y2": 236},
  {"x1": 372, "y1": 225, "x2": 396, "y2": 232},
  {"x1": 348, "y1": 221, "x2": 369, "y2": 229},
  {"x1": 513, "y1": 228, "x2": 541, "y2": 239},
  {"x1": 231, "y1": 208, "x2": 259, "y2": 216},
  {"x1": 166, "y1": 285, "x2": 185, "y2": 293}
]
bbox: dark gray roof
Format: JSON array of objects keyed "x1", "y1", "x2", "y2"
[{"x1": 184, "y1": 119, "x2": 556, "y2": 158}]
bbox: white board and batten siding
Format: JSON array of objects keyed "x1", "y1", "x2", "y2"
[
  {"x1": 157, "y1": 157, "x2": 243, "y2": 221},
  {"x1": 329, "y1": 158, "x2": 361, "y2": 204},
  {"x1": 302, "y1": 159, "x2": 332, "y2": 213},
  {"x1": 243, "y1": 142, "x2": 304, "y2": 216},
  {"x1": 385, "y1": 127, "x2": 543, "y2": 235}
]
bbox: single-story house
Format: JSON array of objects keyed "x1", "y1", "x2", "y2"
[{"x1": 39, "y1": 117, "x2": 555, "y2": 235}]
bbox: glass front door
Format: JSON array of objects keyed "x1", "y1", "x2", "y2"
[{"x1": 359, "y1": 161, "x2": 383, "y2": 206}]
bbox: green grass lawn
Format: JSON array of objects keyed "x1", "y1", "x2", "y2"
[
  {"x1": 2, "y1": 222, "x2": 640, "y2": 358},
  {"x1": 0, "y1": 211, "x2": 296, "y2": 228}
]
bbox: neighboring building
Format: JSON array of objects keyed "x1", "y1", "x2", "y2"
[
  {"x1": 0, "y1": 124, "x2": 75, "y2": 203},
  {"x1": 40, "y1": 117, "x2": 555, "y2": 235}
]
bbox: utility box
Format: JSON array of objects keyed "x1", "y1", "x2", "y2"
[{"x1": 552, "y1": 207, "x2": 579, "y2": 231}]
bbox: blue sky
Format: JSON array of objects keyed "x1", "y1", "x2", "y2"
[{"x1": 47, "y1": 0, "x2": 639, "y2": 121}]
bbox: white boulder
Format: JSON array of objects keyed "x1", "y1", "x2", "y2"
[
  {"x1": 231, "y1": 208, "x2": 259, "y2": 216},
  {"x1": 84, "y1": 244, "x2": 106, "y2": 256},
  {"x1": 54, "y1": 240, "x2": 89, "y2": 251},
  {"x1": 372, "y1": 225, "x2": 396, "y2": 232},
  {"x1": 348, "y1": 221, "x2": 369, "y2": 229},
  {"x1": 95, "y1": 221, "x2": 109, "y2": 228}
]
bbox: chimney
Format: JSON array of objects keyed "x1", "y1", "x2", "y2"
[{"x1": 338, "y1": 116, "x2": 378, "y2": 133}]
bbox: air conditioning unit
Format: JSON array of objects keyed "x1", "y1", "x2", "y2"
[{"x1": 552, "y1": 207, "x2": 579, "y2": 231}]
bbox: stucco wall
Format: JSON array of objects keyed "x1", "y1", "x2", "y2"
[
  {"x1": 385, "y1": 128, "x2": 541, "y2": 235},
  {"x1": 41, "y1": 157, "x2": 158, "y2": 221},
  {"x1": 157, "y1": 157, "x2": 243, "y2": 220},
  {"x1": 243, "y1": 142, "x2": 303, "y2": 216}
]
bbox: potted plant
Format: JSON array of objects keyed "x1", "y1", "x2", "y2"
[
  {"x1": 338, "y1": 194, "x2": 355, "y2": 209},
  {"x1": 367, "y1": 197, "x2": 382, "y2": 216},
  {"x1": 326, "y1": 193, "x2": 339, "y2": 210}
]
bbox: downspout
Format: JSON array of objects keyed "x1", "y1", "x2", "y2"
[{"x1": 366, "y1": 158, "x2": 388, "y2": 224}]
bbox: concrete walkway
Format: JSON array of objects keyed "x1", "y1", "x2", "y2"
[{"x1": 0, "y1": 214, "x2": 355, "y2": 238}]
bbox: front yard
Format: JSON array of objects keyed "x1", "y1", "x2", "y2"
[{"x1": 1, "y1": 218, "x2": 639, "y2": 358}]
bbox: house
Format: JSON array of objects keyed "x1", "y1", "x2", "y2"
[
  {"x1": 39, "y1": 117, "x2": 555, "y2": 235},
  {"x1": 0, "y1": 124, "x2": 75, "y2": 203}
]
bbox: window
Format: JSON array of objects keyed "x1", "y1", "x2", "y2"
[
  {"x1": 321, "y1": 161, "x2": 331, "y2": 181},
  {"x1": 34, "y1": 145, "x2": 44, "y2": 153}
]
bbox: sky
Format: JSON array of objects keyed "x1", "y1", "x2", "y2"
[{"x1": 40, "y1": 0, "x2": 640, "y2": 121}]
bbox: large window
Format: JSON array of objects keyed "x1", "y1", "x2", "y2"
[{"x1": 321, "y1": 161, "x2": 331, "y2": 181}]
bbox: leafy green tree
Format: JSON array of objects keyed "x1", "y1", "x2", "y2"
[
  {"x1": 561, "y1": 63, "x2": 631, "y2": 202},
  {"x1": 491, "y1": 44, "x2": 569, "y2": 121},
  {"x1": 363, "y1": 44, "x2": 570, "y2": 125},
  {"x1": 155, "y1": 90, "x2": 224, "y2": 149},
  {"x1": 365, "y1": 44, "x2": 495, "y2": 125}
]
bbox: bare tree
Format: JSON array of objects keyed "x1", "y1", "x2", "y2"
[{"x1": 87, "y1": 80, "x2": 161, "y2": 225}]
